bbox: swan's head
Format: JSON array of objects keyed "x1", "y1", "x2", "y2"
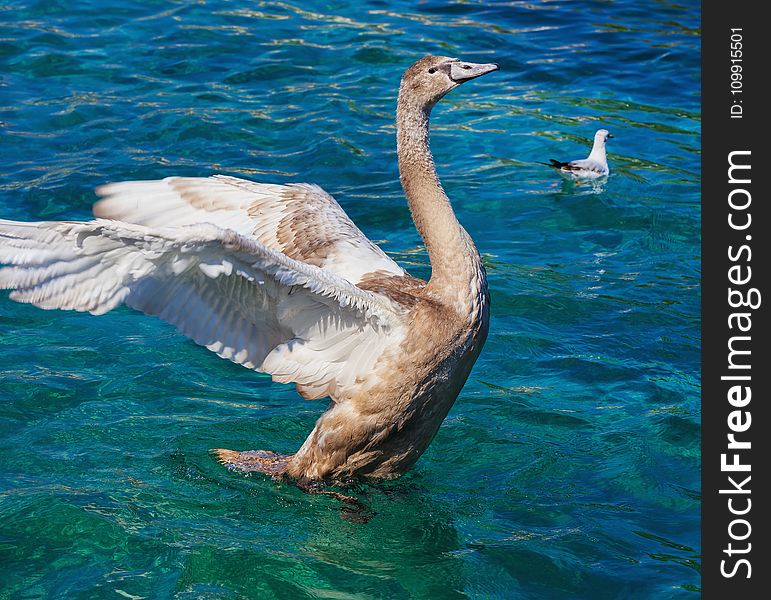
[
  {"x1": 595, "y1": 129, "x2": 614, "y2": 144},
  {"x1": 400, "y1": 55, "x2": 499, "y2": 109}
]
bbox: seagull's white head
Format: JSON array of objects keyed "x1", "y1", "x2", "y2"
[{"x1": 595, "y1": 129, "x2": 614, "y2": 144}]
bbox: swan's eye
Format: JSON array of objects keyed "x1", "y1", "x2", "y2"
[
  {"x1": 428, "y1": 67, "x2": 436, "y2": 74},
  {"x1": 461, "y1": 65, "x2": 471, "y2": 70}
]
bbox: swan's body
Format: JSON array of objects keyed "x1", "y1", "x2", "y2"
[
  {"x1": 0, "y1": 56, "x2": 497, "y2": 484},
  {"x1": 544, "y1": 128, "x2": 613, "y2": 178}
]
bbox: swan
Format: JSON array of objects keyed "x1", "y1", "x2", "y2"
[
  {"x1": 543, "y1": 128, "x2": 613, "y2": 177},
  {"x1": 0, "y1": 55, "x2": 498, "y2": 485}
]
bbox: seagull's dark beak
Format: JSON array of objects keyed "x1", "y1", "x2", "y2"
[
  {"x1": 449, "y1": 61, "x2": 499, "y2": 83},
  {"x1": 607, "y1": 134, "x2": 615, "y2": 139}
]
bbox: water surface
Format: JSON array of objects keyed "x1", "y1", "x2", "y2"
[{"x1": 0, "y1": 1, "x2": 700, "y2": 597}]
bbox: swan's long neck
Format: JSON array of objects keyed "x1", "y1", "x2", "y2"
[{"x1": 396, "y1": 92, "x2": 484, "y2": 308}]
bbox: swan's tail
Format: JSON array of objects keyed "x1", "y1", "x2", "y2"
[
  {"x1": 213, "y1": 448, "x2": 366, "y2": 516},
  {"x1": 210, "y1": 448, "x2": 291, "y2": 476}
]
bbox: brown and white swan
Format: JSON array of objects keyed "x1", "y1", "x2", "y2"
[{"x1": 0, "y1": 55, "x2": 498, "y2": 485}]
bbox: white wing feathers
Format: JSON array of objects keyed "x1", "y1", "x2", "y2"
[
  {"x1": 94, "y1": 175, "x2": 405, "y2": 284},
  {"x1": 566, "y1": 158, "x2": 607, "y2": 175},
  {"x1": 0, "y1": 219, "x2": 405, "y2": 400},
  {"x1": 93, "y1": 176, "x2": 276, "y2": 236}
]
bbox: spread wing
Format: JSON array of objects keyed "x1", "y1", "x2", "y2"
[
  {"x1": 93, "y1": 175, "x2": 406, "y2": 284},
  {"x1": 0, "y1": 219, "x2": 406, "y2": 401},
  {"x1": 547, "y1": 158, "x2": 606, "y2": 175}
]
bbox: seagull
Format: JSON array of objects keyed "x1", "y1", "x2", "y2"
[{"x1": 543, "y1": 129, "x2": 613, "y2": 178}]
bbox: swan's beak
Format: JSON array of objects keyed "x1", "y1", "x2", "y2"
[{"x1": 449, "y1": 61, "x2": 499, "y2": 83}]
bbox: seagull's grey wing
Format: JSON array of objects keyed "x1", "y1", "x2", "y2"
[{"x1": 564, "y1": 159, "x2": 608, "y2": 175}]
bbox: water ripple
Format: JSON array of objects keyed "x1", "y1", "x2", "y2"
[{"x1": 0, "y1": 0, "x2": 699, "y2": 597}]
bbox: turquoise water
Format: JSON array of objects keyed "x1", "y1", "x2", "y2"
[{"x1": 0, "y1": 1, "x2": 700, "y2": 598}]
